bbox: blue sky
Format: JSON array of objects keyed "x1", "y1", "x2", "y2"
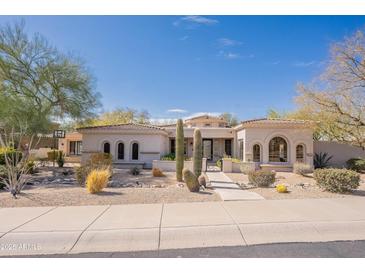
[{"x1": 0, "y1": 16, "x2": 364, "y2": 122}]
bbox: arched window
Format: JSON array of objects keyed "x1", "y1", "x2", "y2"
[
  {"x1": 103, "y1": 142, "x2": 110, "y2": 154},
  {"x1": 296, "y1": 144, "x2": 304, "y2": 162},
  {"x1": 253, "y1": 144, "x2": 261, "y2": 162},
  {"x1": 131, "y1": 143, "x2": 139, "y2": 160},
  {"x1": 269, "y1": 137, "x2": 288, "y2": 162},
  {"x1": 117, "y1": 143, "x2": 124, "y2": 160}
]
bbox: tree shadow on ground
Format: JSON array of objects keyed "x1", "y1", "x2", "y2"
[{"x1": 94, "y1": 191, "x2": 123, "y2": 196}]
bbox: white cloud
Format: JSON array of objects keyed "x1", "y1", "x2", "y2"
[
  {"x1": 179, "y1": 35, "x2": 189, "y2": 41},
  {"x1": 244, "y1": 54, "x2": 255, "y2": 59},
  {"x1": 184, "y1": 112, "x2": 222, "y2": 119},
  {"x1": 167, "y1": 108, "x2": 188, "y2": 113},
  {"x1": 269, "y1": 60, "x2": 280, "y2": 65},
  {"x1": 150, "y1": 118, "x2": 177, "y2": 125},
  {"x1": 173, "y1": 16, "x2": 219, "y2": 28},
  {"x1": 293, "y1": 61, "x2": 317, "y2": 67},
  {"x1": 218, "y1": 38, "x2": 243, "y2": 47},
  {"x1": 226, "y1": 52, "x2": 240, "y2": 59},
  {"x1": 217, "y1": 50, "x2": 254, "y2": 60}
]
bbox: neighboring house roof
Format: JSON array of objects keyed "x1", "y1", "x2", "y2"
[
  {"x1": 234, "y1": 118, "x2": 316, "y2": 129},
  {"x1": 77, "y1": 123, "x2": 166, "y2": 133},
  {"x1": 185, "y1": 115, "x2": 225, "y2": 122},
  {"x1": 158, "y1": 123, "x2": 178, "y2": 128}
]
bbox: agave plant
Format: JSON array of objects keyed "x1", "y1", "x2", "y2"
[{"x1": 314, "y1": 152, "x2": 333, "y2": 169}]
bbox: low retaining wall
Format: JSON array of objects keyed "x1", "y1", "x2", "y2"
[
  {"x1": 29, "y1": 148, "x2": 52, "y2": 159},
  {"x1": 314, "y1": 141, "x2": 365, "y2": 168},
  {"x1": 222, "y1": 159, "x2": 259, "y2": 173},
  {"x1": 152, "y1": 158, "x2": 207, "y2": 172}
]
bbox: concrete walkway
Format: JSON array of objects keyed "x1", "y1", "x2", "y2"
[
  {"x1": 1, "y1": 197, "x2": 365, "y2": 256},
  {"x1": 206, "y1": 172, "x2": 264, "y2": 201}
]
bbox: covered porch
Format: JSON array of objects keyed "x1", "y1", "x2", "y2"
[{"x1": 168, "y1": 137, "x2": 234, "y2": 162}]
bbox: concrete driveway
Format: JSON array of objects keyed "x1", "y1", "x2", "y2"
[{"x1": 1, "y1": 197, "x2": 365, "y2": 256}]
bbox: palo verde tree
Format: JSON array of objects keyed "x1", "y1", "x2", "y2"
[
  {"x1": 0, "y1": 20, "x2": 100, "y2": 134},
  {"x1": 219, "y1": 112, "x2": 239, "y2": 127},
  {"x1": 78, "y1": 107, "x2": 150, "y2": 128},
  {"x1": 175, "y1": 119, "x2": 184, "y2": 182},
  {"x1": 296, "y1": 29, "x2": 365, "y2": 149}
]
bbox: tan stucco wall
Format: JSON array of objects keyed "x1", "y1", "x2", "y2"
[
  {"x1": 237, "y1": 127, "x2": 314, "y2": 167},
  {"x1": 81, "y1": 132, "x2": 169, "y2": 167},
  {"x1": 314, "y1": 141, "x2": 365, "y2": 168},
  {"x1": 58, "y1": 132, "x2": 82, "y2": 156},
  {"x1": 166, "y1": 127, "x2": 234, "y2": 139},
  {"x1": 152, "y1": 158, "x2": 207, "y2": 172}
]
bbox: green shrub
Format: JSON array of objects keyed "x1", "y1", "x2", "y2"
[
  {"x1": 25, "y1": 160, "x2": 36, "y2": 174},
  {"x1": 240, "y1": 162, "x2": 256, "y2": 174},
  {"x1": 57, "y1": 151, "x2": 65, "y2": 167},
  {"x1": 75, "y1": 165, "x2": 90, "y2": 186},
  {"x1": 0, "y1": 165, "x2": 7, "y2": 189},
  {"x1": 314, "y1": 168, "x2": 360, "y2": 193},
  {"x1": 293, "y1": 162, "x2": 313, "y2": 175},
  {"x1": 183, "y1": 168, "x2": 200, "y2": 192},
  {"x1": 90, "y1": 153, "x2": 112, "y2": 167},
  {"x1": 217, "y1": 157, "x2": 241, "y2": 170},
  {"x1": 130, "y1": 166, "x2": 141, "y2": 175},
  {"x1": 0, "y1": 147, "x2": 22, "y2": 165},
  {"x1": 161, "y1": 153, "x2": 175, "y2": 161},
  {"x1": 47, "y1": 150, "x2": 62, "y2": 161},
  {"x1": 346, "y1": 158, "x2": 365, "y2": 172},
  {"x1": 216, "y1": 159, "x2": 222, "y2": 169},
  {"x1": 248, "y1": 170, "x2": 276, "y2": 187},
  {"x1": 74, "y1": 153, "x2": 113, "y2": 186}
]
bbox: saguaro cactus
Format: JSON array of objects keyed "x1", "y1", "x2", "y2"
[
  {"x1": 176, "y1": 119, "x2": 184, "y2": 182},
  {"x1": 193, "y1": 128, "x2": 203, "y2": 177}
]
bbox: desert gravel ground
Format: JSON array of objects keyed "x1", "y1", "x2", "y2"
[
  {"x1": 0, "y1": 169, "x2": 220, "y2": 207},
  {"x1": 225, "y1": 172, "x2": 365, "y2": 200}
]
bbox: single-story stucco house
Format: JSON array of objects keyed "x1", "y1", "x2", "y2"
[{"x1": 72, "y1": 115, "x2": 322, "y2": 171}]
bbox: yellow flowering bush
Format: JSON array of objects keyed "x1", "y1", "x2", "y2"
[{"x1": 276, "y1": 184, "x2": 288, "y2": 193}]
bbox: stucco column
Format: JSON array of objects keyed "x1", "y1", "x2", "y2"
[
  {"x1": 289, "y1": 140, "x2": 295, "y2": 165},
  {"x1": 233, "y1": 132, "x2": 238, "y2": 159},
  {"x1": 262, "y1": 141, "x2": 269, "y2": 164},
  {"x1": 306, "y1": 142, "x2": 314, "y2": 168},
  {"x1": 222, "y1": 158, "x2": 232, "y2": 173}
]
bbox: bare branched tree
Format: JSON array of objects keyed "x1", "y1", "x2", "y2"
[{"x1": 0, "y1": 125, "x2": 39, "y2": 198}]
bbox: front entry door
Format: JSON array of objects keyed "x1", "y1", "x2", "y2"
[{"x1": 203, "y1": 139, "x2": 213, "y2": 161}]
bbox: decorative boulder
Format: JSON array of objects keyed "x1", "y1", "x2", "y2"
[{"x1": 198, "y1": 174, "x2": 206, "y2": 188}]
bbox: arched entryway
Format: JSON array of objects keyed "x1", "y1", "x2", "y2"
[
  {"x1": 253, "y1": 144, "x2": 261, "y2": 162},
  {"x1": 131, "y1": 142, "x2": 139, "y2": 160},
  {"x1": 117, "y1": 142, "x2": 124, "y2": 160},
  {"x1": 103, "y1": 142, "x2": 110, "y2": 154},
  {"x1": 269, "y1": 137, "x2": 288, "y2": 162},
  {"x1": 296, "y1": 144, "x2": 305, "y2": 163}
]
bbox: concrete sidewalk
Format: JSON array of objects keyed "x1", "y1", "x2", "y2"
[
  {"x1": 1, "y1": 197, "x2": 365, "y2": 256},
  {"x1": 206, "y1": 172, "x2": 264, "y2": 201}
]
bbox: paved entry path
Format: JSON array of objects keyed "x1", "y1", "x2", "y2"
[{"x1": 206, "y1": 172, "x2": 264, "y2": 201}]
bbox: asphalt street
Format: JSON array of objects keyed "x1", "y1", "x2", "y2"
[{"x1": 6, "y1": 240, "x2": 365, "y2": 258}]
